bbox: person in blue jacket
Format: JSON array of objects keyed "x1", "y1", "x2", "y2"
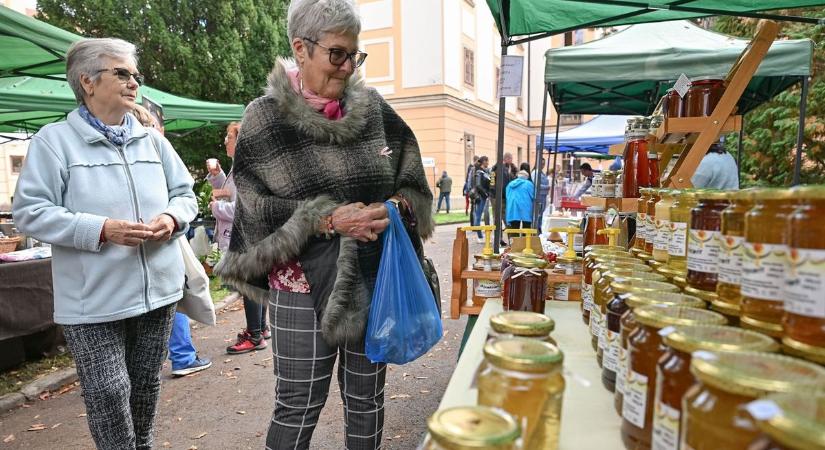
[{"x1": 505, "y1": 170, "x2": 535, "y2": 229}]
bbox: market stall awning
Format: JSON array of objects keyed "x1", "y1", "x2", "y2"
[
  {"x1": 0, "y1": 5, "x2": 76, "y2": 78},
  {"x1": 539, "y1": 115, "x2": 630, "y2": 152}
]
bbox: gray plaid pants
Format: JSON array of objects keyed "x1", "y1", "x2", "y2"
[
  {"x1": 266, "y1": 290, "x2": 386, "y2": 450},
  {"x1": 63, "y1": 303, "x2": 176, "y2": 450}
]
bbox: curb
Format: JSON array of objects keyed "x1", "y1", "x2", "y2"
[
  {"x1": 0, "y1": 367, "x2": 78, "y2": 414},
  {"x1": 215, "y1": 292, "x2": 242, "y2": 312},
  {"x1": 0, "y1": 393, "x2": 25, "y2": 413}
]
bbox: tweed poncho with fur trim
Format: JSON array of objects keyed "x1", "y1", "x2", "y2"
[{"x1": 215, "y1": 59, "x2": 434, "y2": 345}]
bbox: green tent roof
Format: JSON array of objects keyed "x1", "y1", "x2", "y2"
[
  {"x1": 0, "y1": 5, "x2": 76, "y2": 78},
  {"x1": 544, "y1": 20, "x2": 813, "y2": 114}
]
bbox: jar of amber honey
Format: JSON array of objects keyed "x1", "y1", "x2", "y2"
[
  {"x1": 593, "y1": 267, "x2": 661, "y2": 356},
  {"x1": 425, "y1": 406, "x2": 521, "y2": 450},
  {"x1": 782, "y1": 185, "x2": 825, "y2": 364},
  {"x1": 685, "y1": 77, "x2": 725, "y2": 117},
  {"x1": 644, "y1": 188, "x2": 662, "y2": 256},
  {"x1": 478, "y1": 338, "x2": 565, "y2": 449},
  {"x1": 636, "y1": 188, "x2": 653, "y2": 253},
  {"x1": 747, "y1": 393, "x2": 825, "y2": 450},
  {"x1": 687, "y1": 190, "x2": 729, "y2": 292},
  {"x1": 664, "y1": 89, "x2": 686, "y2": 118},
  {"x1": 582, "y1": 247, "x2": 631, "y2": 324},
  {"x1": 668, "y1": 190, "x2": 698, "y2": 272},
  {"x1": 682, "y1": 351, "x2": 825, "y2": 450},
  {"x1": 507, "y1": 257, "x2": 548, "y2": 313},
  {"x1": 590, "y1": 258, "x2": 652, "y2": 349},
  {"x1": 715, "y1": 189, "x2": 755, "y2": 319},
  {"x1": 654, "y1": 325, "x2": 778, "y2": 450},
  {"x1": 489, "y1": 311, "x2": 556, "y2": 345},
  {"x1": 741, "y1": 188, "x2": 797, "y2": 338},
  {"x1": 653, "y1": 190, "x2": 677, "y2": 263}
]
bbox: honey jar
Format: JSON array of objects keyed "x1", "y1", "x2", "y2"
[
  {"x1": 636, "y1": 188, "x2": 653, "y2": 252},
  {"x1": 593, "y1": 267, "x2": 662, "y2": 356},
  {"x1": 667, "y1": 190, "x2": 698, "y2": 272},
  {"x1": 685, "y1": 77, "x2": 725, "y2": 117},
  {"x1": 425, "y1": 406, "x2": 521, "y2": 450},
  {"x1": 653, "y1": 190, "x2": 677, "y2": 263},
  {"x1": 687, "y1": 190, "x2": 729, "y2": 293},
  {"x1": 782, "y1": 185, "x2": 825, "y2": 364},
  {"x1": 643, "y1": 188, "x2": 661, "y2": 257},
  {"x1": 741, "y1": 188, "x2": 797, "y2": 337},
  {"x1": 507, "y1": 257, "x2": 548, "y2": 313},
  {"x1": 582, "y1": 247, "x2": 631, "y2": 324},
  {"x1": 553, "y1": 255, "x2": 581, "y2": 301},
  {"x1": 682, "y1": 351, "x2": 825, "y2": 450},
  {"x1": 622, "y1": 305, "x2": 727, "y2": 450},
  {"x1": 478, "y1": 338, "x2": 565, "y2": 449},
  {"x1": 654, "y1": 325, "x2": 778, "y2": 450},
  {"x1": 664, "y1": 88, "x2": 686, "y2": 118},
  {"x1": 747, "y1": 393, "x2": 825, "y2": 450},
  {"x1": 489, "y1": 311, "x2": 556, "y2": 344},
  {"x1": 591, "y1": 259, "x2": 652, "y2": 350},
  {"x1": 715, "y1": 189, "x2": 755, "y2": 319}
]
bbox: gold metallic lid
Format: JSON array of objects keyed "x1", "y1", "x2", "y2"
[
  {"x1": 603, "y1": 270, "x2": 665, "y2": 283},
  {"x1": 483, "y1": 337, "x2": 564, "y2": 373},
  {"x1": 556, "y1": 255, "x2": 581, "y2": 264},
  {"x1": 585, "y1": 245, "x2": 628, "y2": 254},
  {"x1": 475, "y1": 253, "x2": 501, "y2": 261},
  {"x1": 683, "y1": 286, "x2": 719, "y2": 302},
  {"x1": 596, "y1": 261, "x2": 653, "y2": 273},
  {"x1": 594, "y1": 255, "x2": 642, "y2": 265},
  {"x1": 626, "y1": 292, "x2": 705, "y2": 310},
  {"x1": 752, "y1": 187, "x2": 795, "y2": 201},
  {"x1": 664, "y1": 325, "x2": 778, "y2": 355},
  {"x1": 511, "y1": 256, "x2": 547, "y2": 269},
  {"x1": 428, "y1": 406, "x2": 521, "y2": 449},
  {"x1": 639, "y1": 187, "x2": 653, "y2": 196},
  {"x1": 661, "y1": 190, "x2": 680, "y2": 198},
  {"x1": 696, "y1": 190, "x2": 729, "y2": 201},
  {"x1": 490, "y1": 311, "x2": 555, "y2": 337},
  {"x1": 610, "y1": 278, "x2": 680, "y2": 295},
  {"x1": 673, "y1": 276, "x2": 688, "y2": 288},
  {"x1": 710, "y1": 299, "x2": 741, "y2": 317},
  {"x1": 634, "y1": 305, "x2": 726, "y2": 329},
  {"x1": 677, "y1": 190, "x2": 700, "y2": 200},
  {"x1": 729, "y1": 188, "x2": 756, "y2": 201},
  {"x1": 655, "y1": 265, "x2": 686, "y2": 279},
  {"x1": 791, "y1": 185, "x2": 825, "y2": 200},
  {"x1": 750, "y1": 393, "x2": 825, "y2": 450},
  {"x1": 690, "y1": 351, "x2": 825, "y2": 398},
  {"x1": 648, "y1": 260, "x2": 666, "y2": 269}
]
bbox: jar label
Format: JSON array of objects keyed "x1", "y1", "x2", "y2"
[
  {"x1": 651, "y1": 400, "x2": 680, "y2": 450},
  {"x1": 741, "y1": 243, "x2": 787, "y2": 301},
  {"x1": 603, "y1": 330, "x2": 620, "y2": 372},
  {"x1": 718, "y1": 235, "x2": 745, "y2": 285},
  {"x1": 616, "y1": 346, "x2": 627, "y2": 395},
  {"x1": 687, "y1": 229, "x2": 720, "y2": 274},
  {"x1": 474, "y1": 280, "x2": 502, "y2": 298},
  {"x1": 555, "y1": 283, "x2": 570, "y2": 301},
  {"x1": 603, "y1": 183, "x2": 615, "y2": 198},
  {"x1": 654, "y1": 219, "x2": 671, "y2": 251},
  {"x1": 785, "y1": 248, "x2": 825, "y2": 319},
  {"x1": 622, "y1": 370, "x2": 648, "y2": 428},
  {"x1": 590, "y1": 309, "x2": 602, "y2": 340},
  {"x1": 667, "y1": 222, "x2": 688, "y2": 257},
  {"x1": 598, "y1": 315, "x2": 607, "y2": 350},
  {"x1": 582, "y1": 283, "x2": 594, "y2": 312},
  {"x1": 645, "y1": 215, "x2": 656, "y2": 245},
  {"x1": 638, "y1": 212, "x2": 648, "y2": 241}
]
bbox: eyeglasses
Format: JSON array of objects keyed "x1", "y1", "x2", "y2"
[
  {"x1": 96, "y1": 67, "x2": 144, "y2": 85},
  {"x1": 302, "y1": 38, "x2": 367, "y2": 68}
]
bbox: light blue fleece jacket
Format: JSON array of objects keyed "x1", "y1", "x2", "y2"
[{"x1": 12, "y1": 109, "x2": 197, "y2": 325}]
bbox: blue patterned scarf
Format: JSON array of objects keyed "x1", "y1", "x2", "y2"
[{"x1": 78, "y1": 105, "x2": 132, "y2": 146}]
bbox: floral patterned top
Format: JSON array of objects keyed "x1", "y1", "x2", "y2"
[{"x1": 268, "y1": 261, "x2": 311, "y2": 293}]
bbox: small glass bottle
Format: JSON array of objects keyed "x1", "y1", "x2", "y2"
[
  {"x1": 507, "y1": 257, "x2": 548, "y2": 313},
  {"x1": 687, "y1": 190, "x2": 729, "y2": 293},
  {"x1": 667, "y1": 190, "x2": 698, "y2": 273},
  {"x1": 635, "y1": 188, "x2": 653, "y2": 253},
  {"x1": 648, "y1": 152, "x2": 661, "y2": 188},
  {"x1": 643, "y1": 188, "x2": 661, "y2": 256},
  {"x1": 425, "y1": 406, "x2": 521, "y2": 450},
  {"x1": 715, "y1": 189, "x2": 755, "y2": 319},
  {"x1": 653, "y1": 190, "x2": 677, "y2": 263}
]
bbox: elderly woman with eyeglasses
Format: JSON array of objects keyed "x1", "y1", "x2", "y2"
[
  {"x1": 12, "y1": 38, "x2": 196, "y2": 450},
  {"x1": 214, "y1": 0, "x2": 434, "y2": 448}
]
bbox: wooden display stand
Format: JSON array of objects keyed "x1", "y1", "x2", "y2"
[{"x1": 450, "y1": 227, "x2": 496, "y2": 319}]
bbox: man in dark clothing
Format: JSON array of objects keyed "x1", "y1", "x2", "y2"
[
  {"x1": 436, "y1": 171, "x2": 453, "y2": 213},
  {"x1": 463, "y1": 155, "x2": 479, "y2": 215},
  {"x1": 471, "y1": 156, "x2": 491, "y2": 240},
  {"x1": 490, "y1": 152, "x2": 517, "y2": 232}
]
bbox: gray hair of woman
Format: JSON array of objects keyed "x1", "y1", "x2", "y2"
[
  {"x1": 287, "y1": 0, "x2": 361, "y2": 52},
  {"x1": 66, "y1": 38, "x2": 137, "y2": 104}
]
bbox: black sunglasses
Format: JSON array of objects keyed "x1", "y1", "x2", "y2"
[
  {"x1": 302, "y1": 37, "x2": 367, "y2": 68},
  {"x1": 96, "y1": 67, "x2": 145, "y2": 85}
]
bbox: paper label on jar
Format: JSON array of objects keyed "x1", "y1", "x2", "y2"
[
  {"x1": 667, "y1": 222, "x2": 688, "y2": 257},
  {"x1": 474, "y1": 279, "x2": 502, "y2": 298},
  {"x1": 741, "y1": 242, "x2": 787, "y2": 301},
  {"x1": 638, "y1": 212, "x2": 648, "y2": 241},
  {"x1": 687, "y1": 229, "x2": 720, "y2": 274},
  {"x1": 603, "y1": 330, "x2": 620, "y2": 371},
  {"x1": 651, "y1": 400, "x2": 681, "y2": 450},
  {"x1": 654, "y1": 219, "x2": 671, "y2": 251},
  {"x1": 582, "y1": 283, "x2": 594, "y2": 312},
  {"x1": 784, "y1": 248, "x2": 825, "y2": 319},
  {"x1": 590, "y1": 308, "x2": 602, "y2": 340},
  {"x1": 603, "y1": 183, "x2": 615, "y2": 198},
  {"x1": 622, "y1": 370, "x2": 649, "y2": 428},
  {"x1": 645, "y1": 215, "x2": 656, "y2": 245},
  {"x1": 616, "y1": 346, "x2": 627, "y2": 395},
  {"x1": 555, "y1": 283, "x2": 570, "y2": 301},
  {"x1": 718, "y1": 235, "x2": 745, "y2": 285},
  {"x1": 598, "y1": 316, "x2": 607, "y2": 350}
]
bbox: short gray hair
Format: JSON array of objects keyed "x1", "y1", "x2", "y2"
[
  {"x1": 287, "y1": 0, "x2": 361, "y2": 54},
  {"x1": 66, "y1": 38, "x2": 138, "y2": 104}
]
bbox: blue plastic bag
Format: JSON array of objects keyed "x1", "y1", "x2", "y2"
[{"x1": 365, "y1": 202, "x2": 443, "y2": 364}]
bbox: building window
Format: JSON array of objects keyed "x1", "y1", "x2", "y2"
[
  {"x1": 560, "y1": 114, "x2": 582, "y2": 126},
  {"x1": 464, "y1": 47, "x2": 475, "y2": 87},
  {"x1": 10, "y1": 156, "x2": 23, "y2": 174},
  {"x1": 564, "y1": 32, "x2": 573, "y2": 47},
  {"x1": 574, "y1": 29, "x2": 585, "y2": 45}
]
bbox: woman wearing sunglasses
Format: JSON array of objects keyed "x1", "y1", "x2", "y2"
[
  {"x1": 215, "y1": 0, "x2": 434, "y2": 448},
  {"x1": 12, "y1": 38, "x2": 196, "y2": 450}
]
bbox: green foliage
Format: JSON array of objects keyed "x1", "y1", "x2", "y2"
[
  {"x1": 36, "y1": 0, "x2": 291, "y2": 171},
  {"x1": 714, "y1": 11, "x2": 825, "y2": 186},
  {"x1": 195, "y1": 180, "x2": 213, "y2": 220}
]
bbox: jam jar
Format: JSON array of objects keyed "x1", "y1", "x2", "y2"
[
  {"x1": 747, "y1": 393, "x2": 825, "y2": 450},
  {"x1": 667, "y1": 190, "x2": 698, "y2": 273},
  {"x1": 489, "y1": 311, "x2": 556, "y2": 345},
  {"x1": 664, "y1": 88, "x2": 686, "y2": 118},
  {"x1": 653, "y1": 190, "x2": 677, "y2": 263},
  {"x1": 682, "y1": 351, "x2": 825, "y2": 450},
  {"x1": 685, "y1": 77, "x2": 725, "y2": 117},
  {"x1": 583, "y1": 206, "x2": 609, "y2": 250},
  {"x1": 648, "y1": 151, "x2": 661, "y2": 189},
  {"x1": 621, "y1": 305, "x2": 727, "y2": 450},
  {"x1": 593, "y1": 266, "x2": 661, "y2": 355},
  {"x1": 477, "y1": 338, "x2": 565, "y2": 449},
  {"x1": 507, "y1": 257, "x2": 548, "y2": 313},
  {"x1": 687, "y1": 190, "x2": 729, "y2": 293},
  {"x1": 425, "y1": 406, "x2": 521, "y2": 450},
  {"x1": 782, "y1": 185, "x2": 825, "y2": 364},
  {"x1": 741, "y1": 188, "x2": 797, "y2": 338},
  {"x1": 636, "y1": 188, "x2": 653, "y2": 252},
  {"x1": 715, "y1": 189, "x2": 755, "y2": 319},
  {"x1": 644, "y1": 188, "x2": 662, "y2": 256},
  {"x1": 582, "y1": 247, "x2": 631, "y2": 324},
  {"x1": 553, "y1": 255, "x2": 581, "y2": 301},
  {"x1": 654, "y1": 325, "x2": 778, "y2": 450}
]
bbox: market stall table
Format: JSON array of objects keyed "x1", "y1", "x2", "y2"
[{"x1": 0, "y1": 258, "x2": 55, "y2": 369}]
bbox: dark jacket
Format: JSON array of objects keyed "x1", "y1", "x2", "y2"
[
  {"x1": 473, "y1": 167, "x2": 492, "y2": 199},
  {"x1": 436, "y1": 176, "x2": 452, "y2": 193}
]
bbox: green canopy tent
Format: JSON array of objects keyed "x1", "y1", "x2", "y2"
[{"x1": 0, "y1": 4, "x2": 76, "y2": 79}]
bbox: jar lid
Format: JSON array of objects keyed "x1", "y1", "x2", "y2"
[
  {"x1": 483, "y1": 337, "x2": 563, "y2": 373},
  {"x1": 639, "y1": 187, "x2": 653, "y2": 195},
  {"x1": 603, "y1": 270, "x2": 665, "y2": 284},
  {"x1": 690, "y1": 76, "x2": 726, "y2": 83},
  {"x1": 752, "y1": 187, "x2": 795, "y2": 201},
  {"x1": 750, "y1": 393, "x2": 825, "y2": 450},
  {"x1": 556, "y1": 255, "x2": 581, "y2": 264},
  {"x1": 610, "y1": 278, "x2": 680, "y2": 295},
  {"x1": 696, "y1": 190, "x2": 729, "y2": 201},
  {"x1": 428, "y1": 406, "x2": 521, "y2": 449},
  {"x1": 683, "y1": 286, "x2": 720, "y2": 303},
  {"x1": 655, "y1": 265, "x2": 686, "y2": 279},
  {"x1": 511, "y1": 256, "x2": 547, "y2": 269},
  {"x1": 663, "y1": 325, "x2": 778, "y2": 355},
  {"x1": 475, "y1": 253, "x2": 501, "y2": 261},
  {"x1": 586, "y1": 247, "x2": 630, "y2": 257},
  {"x1": 596, "y1": 261, "x2": 653, "y2": 272},
  {"x1": 594, "y1": 255, "x2": 642, "y2": 265},
  {"x1": 587, "y1": 206, "x2": 606, "y2": 212},
  {"x1": 634, "y1": 305, "x2": 726, "y2": 329},
  {"x1": 626, "y1": 292, "x2": 705, "y2": 310},
  {"x1": 690, "y1": 351, "x2": 825, "y2": 398},
  {"x1": 791, "y1": 185, "x2": 825, "y2": 200},
  {"x1": 661, "y1": 189, "x2": 680, "y2": 198},
  {"x1": 490, "y1": 311, "x2": 555, "y2": 336}
]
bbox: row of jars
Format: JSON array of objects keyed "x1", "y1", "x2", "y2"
[{"x1": 592, "y1": 170, "x2": 624, "y2": 198}]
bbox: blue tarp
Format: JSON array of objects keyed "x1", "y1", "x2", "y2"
[{"x1": 539, "y1": 115, "x2": 632, "y2": 153}]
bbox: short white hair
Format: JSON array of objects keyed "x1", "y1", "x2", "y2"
[
  {"x1": 287, "y1": 0, "x2": 361, "y2": 54},
  {"x1": 66, "y1": 38, "x2": 137, "y2": 104}
]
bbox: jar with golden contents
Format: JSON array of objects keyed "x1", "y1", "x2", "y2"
[
  {"x1": 489, "y1": 311, "x2": 556, "y2": 345},
  {"x1": 477, "y1": 338, "x2": 565, "y2": 449},
  {"x1": 622, "y1": 306, "x2": 727, "y2": 450},
  {"x1": 741, "y1": 188, "x2": 797, "y2": 338},
  {"x1": 687, "y1": 190, "x2": 729, "y2": 292},
  {"x1": 681, "y1": 351, "x2": 825, "y2": 450},
  {"x1": 782, "y1": 185, "x2": 825, "y2": 364},
  {"x1": 592, "y1": 264, "x2": 658, "y2": 354},
  {"x1": 653, "y1": 190, "x2": 677, "y2": 263},
  {"x1": 425, "y1": 406, "x2": 521, "y2": 450},
  {"x1": 507, "y1": 257, "x2": 548, "y2": 313},
  {"x1": 654, "y1": 325, "x2": 778, "y2": 450},
  {"x1": 644, "y1": 188, "x2": 661, "y2": 256},
  {"x1": 582, "y1": 247, "x2": 631, "y2": 324},
  {"x1": 715, "y1": 189, "x2": 755, "y2": 318},
  {"x1": 636, "y1": 188, "x2": 653, "y2": 252},
  {"x1": 747, "y1": 393, "x2": 825, "y2": 450},
  {"x1": 590, "y1": 258, "x2": 651, "y2": 345},
  {"x1": 553, "y1": 255, "x2": 581, "y2": 301},
  {"x1": 667, "y1": 191, "x2": 698, "y2": 272},
  {"x1": 602, "y1": 170, "x2": 617, "y2": 198}
]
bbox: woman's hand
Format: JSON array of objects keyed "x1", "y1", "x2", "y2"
[
  {"x1": 331, "y1": 203, "x2": 389, "y2": 242},
  {"x1": 145, "y1": 214, "x2": 177, "y2": 241},
  {"x1": 102, "y1": 219, "x2": 153, "y2": 246}
]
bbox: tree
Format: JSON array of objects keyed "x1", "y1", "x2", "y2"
[
  {"x1": 36, "y1": 0, "x2": 291, "y2": 174},
  {"x1": 714, "y1": 10, "x2": 825, "y2": 186}
]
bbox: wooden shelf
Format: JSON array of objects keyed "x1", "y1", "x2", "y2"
[
  {"x1": 580, "y1": 196, "x2": 638, "y2": 212},
  {"x1": 654, "y1": 115, "x2": 742, "y2": 144},
  {"x1": 547, "y1": 273, "x2": 582, "y2": 284},
  {"x1": 460, "y1": 269, "x2": 501, "y2": 281}
]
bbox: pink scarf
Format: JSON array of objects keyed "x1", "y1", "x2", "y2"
[{"x1": 287, "y1": 68, "x2": 344, "y2": 120}]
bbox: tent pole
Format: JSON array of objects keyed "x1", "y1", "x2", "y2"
[
  {"x1": 533, "y1": 84, "x2": 550, "y2": 227},
  {"x1": 493, "y1": 0, "x2": 509, "y2": 253},
  {"x1": 549, "y1": 109, "x2": 562, "y2": 211},
  {"x1": 793, "y1": 76, "x2": 809, "y2": 186},
  {"x1": 737, "y1": 114, "x2": 745, "y2": 186}
]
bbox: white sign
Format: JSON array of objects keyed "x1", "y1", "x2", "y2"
[
  {"x1": 498, "y1": 55, "x2": 524, "y2": 98},
  {"x1": 422, "y1": 157, "x2": 436, "y2": 168},
  {"x1": 673, "y1": 73, "x2": 691, "y2": 98}
]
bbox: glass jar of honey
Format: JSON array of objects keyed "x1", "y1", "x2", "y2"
[
  {"x1": 489, "y1": 311, "x2": 556, "y2": 345},
  {"x1": 653, "y1": 190, "x2": 678, "y2": 263},
  {"x1": 715, "y1": 189, "x2": 755, "y2": 319},
  {"x1": 747, "y1": 393, "x2": 825, "y2": 450},
  {"x1": 644, "y1": 189, "x2": 662, "y2": 256},
  {"x1": 622, "y1": 306, "x2": 727, "y2": 450},
  {"x1": 507, "y1": 257, "x2": 548, "y2": 313},
  {"x1": 425, "y1": 406, "x2": 521, "y2": 450},
  {"x1": 603, "y1": 170, "x2": 617, "y2": 198},
  {"x1": 582, "y1": 247, "x2": 631, "y2": 324},
  {"x1": 478, "y1": 338, "x2": 565, "y2": 449},
  {"x1": 687, "y1": 190, "x2": 729, "y2": 292},
  {"x1": 682, "y1": 351, "x2": 825, "y2": 450},
  {"x1": 552, "y1": 255, "x2": 581, "y2": 301},
  {"x1": 583, "y1": 206, "x2": 608, "y2": 250},
  {"x1": 636, "y1": 188, "x2": 653, "y2": 252},
  {"x1": 588, "y1": 256, "x2": 647, "y2": 332},
  {"x1": 592, "y1": 266, "x2": 661, "y2": 355},
  {"x1": 654, "y1": 325, "x2": 778, "y2": 450},
  {"x1": 782, "y1": 185, "x2": 825, "y2": 364},
  {"x1": 668, "y1": 190, "x2": 698, "y2": 272},
  {"x1": 664, "y1": 88, "x2": 686, "y2": 118},
  {"x1": 685, "y1": 77, "x2": 725, "y2": 117},
  {"x1": 741, "y1": 188, "x2": 797, "y2": 338}
]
